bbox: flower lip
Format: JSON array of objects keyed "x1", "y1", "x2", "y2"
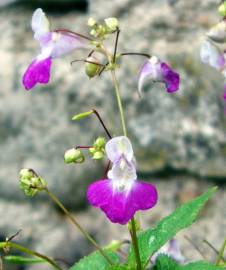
[{"x1": 87, "y1": 179, "x2": 158, "y2": 224}]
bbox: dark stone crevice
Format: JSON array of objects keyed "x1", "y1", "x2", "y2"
[{"x1": 2, "y1": 0, "x2": 88, "y2": 13}]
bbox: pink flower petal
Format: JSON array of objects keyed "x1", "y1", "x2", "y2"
[
  {"x1": 22, "y1": 57, "x2": 52, "y2": 90},
  {"x1": 87, "y1": 179, "x2": 158, "y2": 225}
]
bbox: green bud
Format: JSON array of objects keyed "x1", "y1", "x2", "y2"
[
  {"x1": 93, "y1": 137, "x2": 106, "y2": 148},
  {"x1": 92, "y1": 151, "x2": 104, "y2": 160},
  {"x1": 72, "y1": 110, "x2": 93, "y2": 121},
  {"x1": 19, "y1": 168, "x2": 34, "y2": 180},
  {"x1": 85, "y1": 57, "x2": 101, "y2": 78},
  {"x1": 104, "y1": 17, "x2": 118, "y2": 31},
  {"x1": 218, "y1": 2, "x2": 226, "y2": 17},
  {"x1": 19, "y1": 169, "x2": 46, "y2": 197},
  {"x1": 64, "y1": 148, "x2": 85, "y2": 164},
  {"x1": 89, "y1": 147, "x2": 96, "y2": 154},
  {"x1": 87, "y1": 18, "x2": 97, "y2": 27}
]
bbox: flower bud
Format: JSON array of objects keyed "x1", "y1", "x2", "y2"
[
  {"x1": 92, "y1": 151, "x2": 105, "y2": 160},
  {"x1": 207, "y1": 21, "x2": 226, "y2": 43},
  {"x1": 89, "y1": 137, "x2": 106, "y2": 160},
  {"x1": 85, "y1": 57, "x2": 101, "y2": 78},
  {"x1": 72, "y1": 110, "x2": 93, "y2": 121},
  {"x1": 87, "y1": 18, "x2": 97, "y2": 27},
  {"x1": 218, "y1": 2, "x2": 226, "y2": 17},
  {"x1": 105, "y1": 17, "x2": 118, "y2": 31},
  {"x1": 64, "y1": 148, "x2": 85, "y2": 164},
  {"x1": 93, "y1": 137, "x2": 106, "y2": 148},
  {"x1": 19, "y1": 169, "x2": 46, "y2": 197}
]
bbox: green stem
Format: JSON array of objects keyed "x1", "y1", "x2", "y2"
[
  {"x1": 130, "y1": 218, "x2": 142, "y2": 270},
  {"x1": 110, "y1": 69, "x2": 142, "y2": 270},
  {"x1": 44, "y1": 188, "x2": 113, "y2": 265},
  {"x1": 216, "y1": 238, "x2": 226, "y2": 265},
  {"x1": 111, "y1": 70, "x2": 127, "y2": 136},
  {"x1": 0, "y1": 242, "x2": 62, "y2": 270}
]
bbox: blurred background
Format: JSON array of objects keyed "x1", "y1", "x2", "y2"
[{"x1": 0, "y1": 0, "x2": 226, "y2": 269}]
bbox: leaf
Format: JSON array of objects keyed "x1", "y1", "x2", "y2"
[
  {"x1": 151, "y1": 255, "x2": 224, "y2": 270},
  {"x1": 69, "y1": 250, "x2": 120, "y2": 270},
  {"x1": 106, "y1": 266, "x2": 128, "y2": 270},
  {"x1": 72, "y1": 111, "x2": 93, "y2": 121},
  {"x1": 4, "y1": 255, "x2": 45, "y2": 264},
  {"x1": 127, "y1": 187, "x2": 217, "y2": 268}
]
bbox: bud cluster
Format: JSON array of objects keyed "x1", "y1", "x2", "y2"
[
  {"x1": 19, "y1": 169, "x2": 46, "y2": 196},
  {"x1": 64, "y1": 148, "x2": 85, "y2": 164},
  {"x1": 89, "y1": 137, "x2": 106, "y2": 160},
  {"x1": 88, "y1": 17, "x2": 118, "y2": 39}
]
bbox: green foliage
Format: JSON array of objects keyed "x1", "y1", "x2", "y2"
[
  {"x1": 127, "y1": 187, "x2": 217, "y2": 268},
  {"x1": 152, "y1": 254, "x2": 224, "y2": 270},
  {"x1": 4, "y1": 255, "x2": 45, "y2": 264},
  {"x1": 69, "y1": 250, "x2": 120, "y2": 270}
]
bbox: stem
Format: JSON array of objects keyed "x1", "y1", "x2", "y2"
[
  {"x1": 71, "y1": 59, "x2": 105, "y2": 67},
  {"x1": 0, "y1": 242, "x2": 62, "y2": 270},
  {"x1": 120, "y1": 52, "x2": 150, "y2": 58},
  {"x1": 54, "y1": 28, "x2": 93, "y2": 41},
  {"x1": 44, "y1": 188, "x2": 113, "y2": 265},
  {"x1": 92, "y1": 109, "x2": 112, "y2": 139},
  {"x1": 113, "y1": 28, "x2": 120, "y2": 63},
  {"x1": 130, "y1": 218, "x2": 142, "y2": 270},
  {"x1": 216, "y1": 238, "x2": 226, "y2": 265},
  {"x1": 75, "y1": 146, "x2": 92, "y2": 149},
  {"x1": 110, "y1": 70, "x2": 127, "y2": 136},
  {"x1": 110, "y1": 65, "x2": 142, "y2": 270}
]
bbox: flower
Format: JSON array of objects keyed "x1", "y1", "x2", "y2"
[
  {"x1": 151, "y1": 239, "x2": 185, "y2": 264},
  {"x1": 22, "y1": 8, "x2": 86, "y2": 90},
  {"x1": 87, "y1": 136, "x2": 158, "y2": 225},
  {"x1": 138, "y1": 56, "x2": 180, "y2": 96},
  {"x1": 200, "y1": 40, "x2": 225, "y2": 70}
]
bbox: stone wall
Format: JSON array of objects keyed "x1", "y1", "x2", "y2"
[{"x1": 0, "y1": 0, "x2": 225, "y2": 269}]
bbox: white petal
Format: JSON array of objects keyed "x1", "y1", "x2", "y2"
[
  {"x1": 105, "y1": 136, "x2": 133, "y2": 162},
  {"x1": 49, "y1": 32, "x2": 85, "y2": 58},
  {"x1": 200, "y1": 40, "x2": 224, "y2": 70},
  {"x1": 207, "y1": 21, "x2": 226, "y2": 43},
  {"x1": 138, "y1": 56, "x2": 162, "y2": 96},
  {"x1": 108, "y1": 156, "x2": 137, "y2": 192},
  {"x1": 32, "y1": 8, "x2": 50, "y2": 41}
]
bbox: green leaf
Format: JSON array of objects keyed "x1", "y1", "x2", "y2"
[
  {"x1": 72, "y1": 111, "x2": 93, "y2": 121},
  {"x1": 106, "y1": 266, "x2": 128, "y2": 270},
  {"x1": 152, "y1": 255, "x2": 224, "y2": 270},
  {"x1": 128, "y1": 187, "x2": 217, "y2": 268},
  {"x1": 69, "y1": 250, "x2": 120, "y2": 270},
  {"x1": 4, "y1": 255, "x2": 45, "y2": 264}
]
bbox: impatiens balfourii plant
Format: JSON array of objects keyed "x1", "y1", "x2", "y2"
[{"x1": 0, "y1": 6, "x2": 224, "y2": 270}]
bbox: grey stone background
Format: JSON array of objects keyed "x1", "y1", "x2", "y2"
[{"x1": 0, "y1": 0, "x2": 225, "y2": 269}]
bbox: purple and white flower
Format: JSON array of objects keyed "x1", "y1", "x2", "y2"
[
  {"x1": 22, "y1": 8, "x2": 86, "y2": 90},
  {"x1": 200, "y1": 40, "x2": 225, "y2": 70},
  {"x1": 138, "y1": 56, "x2": 180, "y2": 96},
  {"x1": 87, "y1": 136, "x2": 158, "y2": 225}
]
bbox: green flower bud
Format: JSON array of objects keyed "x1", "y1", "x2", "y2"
[
  {"x1": 104, "y1": 17, "x2": 118, "y2": 31},
  {"x1": 93, "y1": 137, "x2": 106, "y2": 148},
  {"x1": 85, "y1": 57, "x2": 101, "y2": 78},
  {"x1": 92, "y1": 151, "x2": 104, "y2": 160},
  {"x1": 64, "y1": 148, "x2": 85, "y2": 164},
  {"x1": 19, "y1": 169, "x2": 46, "y2": 197},
  {"x1": 19, "y1": 168, "x2": 34, "y2": 180},
  {"x1": 87, "y1": 18, "x2": 97, "y2": 27},
  {"x1": 218, "y1": 2, "x2": 226, "y2": 17},
  {"x1": 72, "y1": 110, "x2": 93, "y2": 121},
  {"x1": 89, "y1": 137, "x2": 106, "y2": 160}
]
